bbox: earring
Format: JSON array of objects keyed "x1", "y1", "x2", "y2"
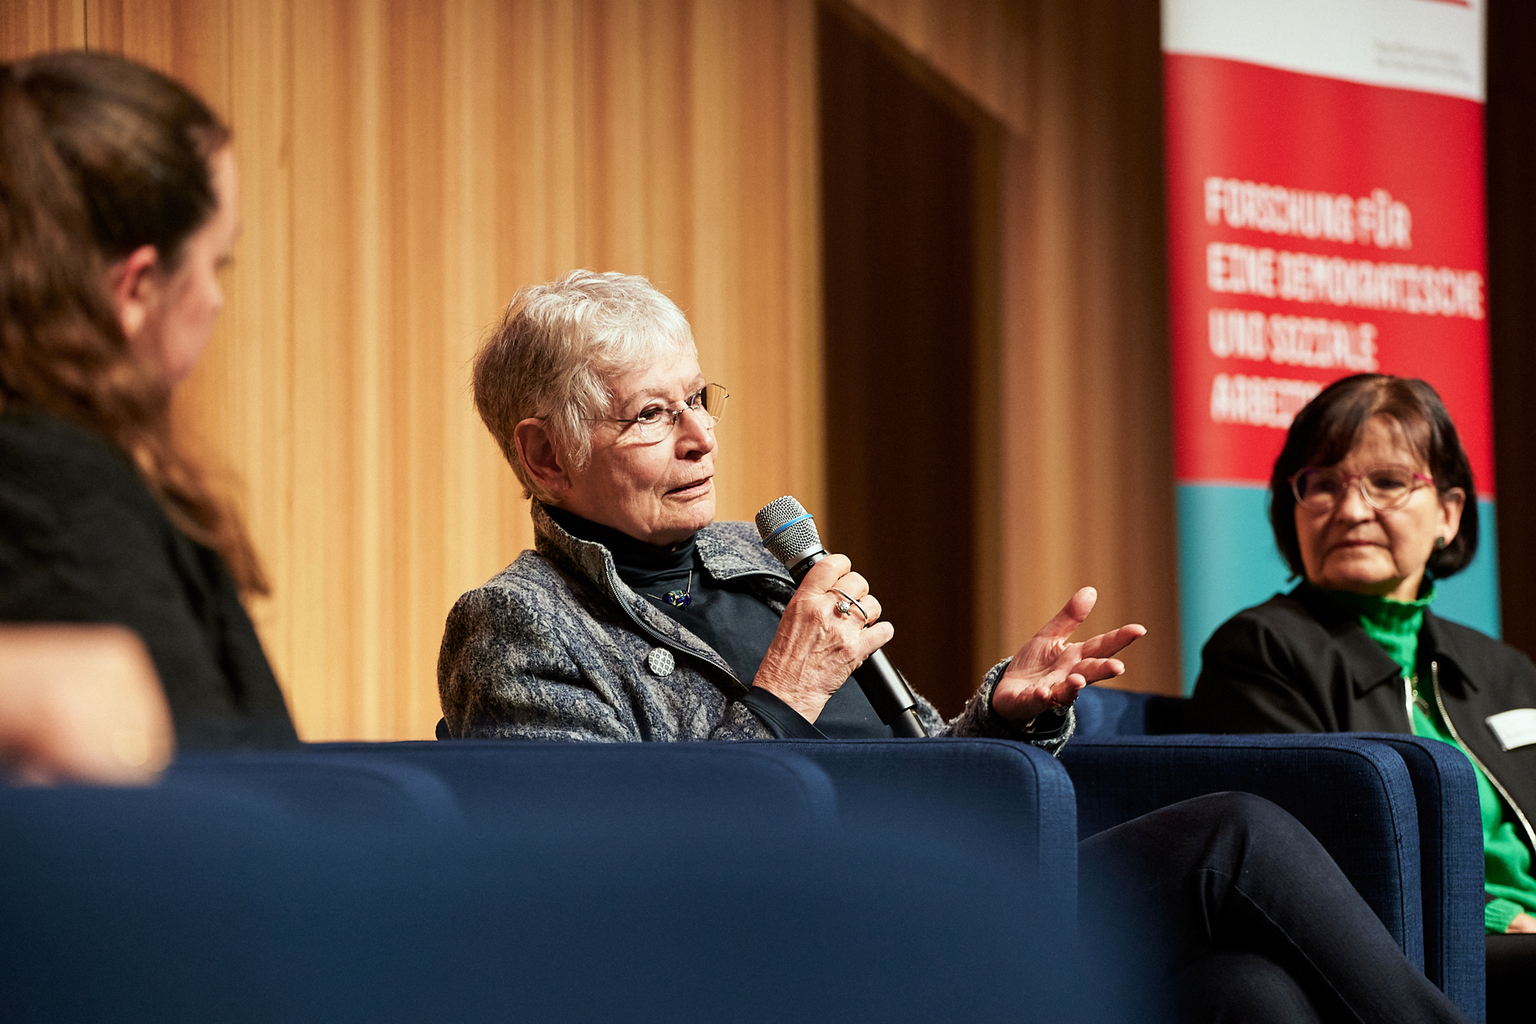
[{"x1": 1434, "y1": 536, "x2": 1448, "y2": 551}]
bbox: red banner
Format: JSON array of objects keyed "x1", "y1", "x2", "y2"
[
  {"x1": 1163, "y1": 0, "x2": 1495, "y2": 684},
  {"x1": 1167, "y1": 54, "x2": 1492, "y2": 491}
]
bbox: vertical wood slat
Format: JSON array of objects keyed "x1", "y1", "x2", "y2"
[
  {"x1": 691, "y1": 0, "x2": 823, "y2": 522},
  {"x1": 0, "y1": 0, "x2": 84, "y2": 56}
]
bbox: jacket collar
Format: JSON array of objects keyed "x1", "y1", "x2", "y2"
[
  {"x1": 1291, "y1": 581, "x2": 1483, "y2": 695},
  {"x1": 529, "y1": 503, "x2": 793, "y2": 692},
  {"x1": 1291, "y1": 582, "x2": 1411, "y2": 697},
  {"x1": 531, "y1": 502, "x2": 715, "y2": 666},
  {"x1": 695, "y1": 525, "x2": 795, "y2": 584},
  {"x1": 1417, "y1": 609, "x2": 1482, "y2": 693},
  {"x1": 531, "y1": 502, "x2": 791, "y2": 588}
]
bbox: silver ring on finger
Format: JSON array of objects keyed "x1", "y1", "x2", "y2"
[{"x1": 831, "y1": 587, "x2": 868, "y2": 622}]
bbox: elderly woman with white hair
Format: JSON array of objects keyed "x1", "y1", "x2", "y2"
[
  {"x1": 437, "y1": 270, "x2": 1469, "y2": 1024},
  {"x1": 439, "y1": 269, "x2": 1141, "y2": 745}
]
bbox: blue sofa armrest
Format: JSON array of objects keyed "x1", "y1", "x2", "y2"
[
  {"x1": 1060, "y1": 734, "x2": 1425, "y2": 973},
  {"x1": 1351, "y1": 733, "x2": 1486, "y2": 1022},
  {"x1": 1073, "y1": 688, "x2": 1485, "y2": 1022},
  {"x1": 320, "y1": 737, "x2": 1080, "y2": 940}
]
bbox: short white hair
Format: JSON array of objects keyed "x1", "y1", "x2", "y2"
[{"x1": 472, "y1": 270, "x2": 696, "y2": 501}]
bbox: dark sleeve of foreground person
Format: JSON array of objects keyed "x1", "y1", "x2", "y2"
[{"x1": 0, "y1": 410, "x2": 297, "y2": 750}]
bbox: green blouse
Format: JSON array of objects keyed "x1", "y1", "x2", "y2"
[{"x1": 1330, "y1": 587, "x2": 1536, "y2": 934}]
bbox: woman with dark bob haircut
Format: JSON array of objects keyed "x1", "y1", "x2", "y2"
[
  {"x1": 0, "y1": 51, "x2": 296, "y2": 751},
  {"x1": 1191, "y1": 375, "x2": 1536, "y2": 951}
]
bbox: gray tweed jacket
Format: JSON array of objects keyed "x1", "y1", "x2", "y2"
[{"x1": 438, "y1": 502, "x2": 1073, "y2": 750}]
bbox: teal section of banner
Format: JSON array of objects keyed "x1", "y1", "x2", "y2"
[{"x1": 1176, "y1": 483, "x2": 1501, "y2": 693}]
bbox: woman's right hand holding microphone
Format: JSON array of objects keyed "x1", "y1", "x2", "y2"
[{"x1": 753, "y1": 553, "x2": 892, "y2": 723}]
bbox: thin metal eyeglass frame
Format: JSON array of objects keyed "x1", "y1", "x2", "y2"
[
  {"x1": 592, "y1": 384, "x2": 729, "y2": 444},
  {"x1": 1288, "y1": 464, "x2": 1436, "y2": 513}
]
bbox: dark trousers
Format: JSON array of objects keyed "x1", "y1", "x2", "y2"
[
  {"x1": 1079, "y1": 792, "x2": 1468, "y2": 1024},
  {"x1": 1485, "y1": 933, "x2": 1536, "y2": 1024}
]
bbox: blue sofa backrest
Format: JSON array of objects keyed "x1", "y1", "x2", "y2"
[
  {"x1": 765, "y1": 738, "x2": 1079, "y2": 931},
  {"x1": 1, "y1": 742, "x2": 1087, "y2": 1023},
  {"x1": 305, "y1": 739, "x2": 840, "y2": 827},
  {"x1": 1073, "y1": 685, "x2": 1190, "y2": 736}
]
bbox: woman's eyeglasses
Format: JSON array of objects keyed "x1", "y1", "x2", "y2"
[
  {"x1": 600, "y1": 384, "x2": 729, "y2": 444},
  {"x1": 1288, "y1": 464, "x2": 1435, "y2": 514}
]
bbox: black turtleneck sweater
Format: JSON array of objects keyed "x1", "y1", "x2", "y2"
[{"x1": 545, "y1": 505, "x2": 892, "y2": 738}]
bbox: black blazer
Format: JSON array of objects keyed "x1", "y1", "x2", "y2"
[
  {"x1": 0, "y1": 406, "x2": 297, "y2": 751},
  {"x1": 1191, "y1": 582, "x2": 1536, "y2": 858}
]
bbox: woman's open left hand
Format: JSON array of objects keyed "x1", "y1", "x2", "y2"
[{"x1": 991, "y1": 587, "x2": 1146, "y2": 724}]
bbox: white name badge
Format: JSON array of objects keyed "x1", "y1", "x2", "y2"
[{"x1": 1485, "y1": 709, "x2": 1536, "y2": 752}]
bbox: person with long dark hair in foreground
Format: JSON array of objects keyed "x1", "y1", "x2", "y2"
[{"x1": 0, "y1": 51, "x2": 296, "y2": 752}]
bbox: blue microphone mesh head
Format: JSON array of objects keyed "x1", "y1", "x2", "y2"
[{"x1": 755, "y1": 495, "x2": 823, "y2": 568}]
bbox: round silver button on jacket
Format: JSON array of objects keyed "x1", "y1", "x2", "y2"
[{"x1": 646, "y1": 648, "x2": 676, "y2": 677}]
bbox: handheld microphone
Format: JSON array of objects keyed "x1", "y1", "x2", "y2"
[{"x1": 755, "y1": 496, "x2": 925, "y2": 738}]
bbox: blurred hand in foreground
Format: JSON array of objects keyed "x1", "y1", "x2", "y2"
[{"x1": 0, "y1": 624, "x2": 174, "y2": 785}]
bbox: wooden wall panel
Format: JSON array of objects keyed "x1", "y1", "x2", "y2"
[
  {"x1": 843, "y1": 0, "x2": 1028, "y2": 136},
  {"x1": 820, "y1": 3, "x2": 987, "y2": 711},
  {"x1": 803, "y1": 0, "x2": 1179, "y2": 693},
  {"x1": 0, "y1": 0, "x2": 83, "y2": 55},
  {"x1": 75, "y1": 0, "x2": 821, "y2": 739},
  {"x1": 853, "y1": 0, "x2": 1181, "y2": 693},
  {"x1": 689, "y1": 0, "x2": 823, "y2": 522},
  {"x1": 997, "y1": 0, "x2": 1180, "y2": 693},
  {"x1": 7, "y1": 0, "x2": 1183, "y2": 735}
]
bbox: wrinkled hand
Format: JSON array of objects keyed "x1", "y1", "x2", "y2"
[
  {"x1": 754, "y1": 554, "x2": 894, "y2": 723},
  {"x1": 992, "y1": 587, "x2": 1146, "y2": 724}
]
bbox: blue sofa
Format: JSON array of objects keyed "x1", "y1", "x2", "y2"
[
  {"x1": 0, "y1": 740, "x2": 1085, "y2": 1023},
  {"x1": 7, "y1": 715, "x2": 1471, "y2": 1021},
  {"x1": 1070, "y1": 685, "x2": 1486, "y2": 1022}
]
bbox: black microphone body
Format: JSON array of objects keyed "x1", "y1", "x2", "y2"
[{"x1": 756, "y1": 497, "x2": 926, "y2": 738}]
